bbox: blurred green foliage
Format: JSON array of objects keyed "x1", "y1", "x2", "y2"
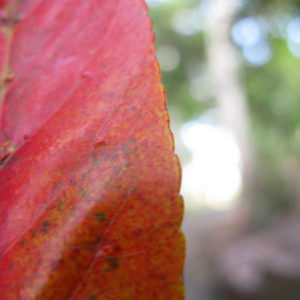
[{"x1": 148, "y1": 0, "x2": 300, "y2": 215}]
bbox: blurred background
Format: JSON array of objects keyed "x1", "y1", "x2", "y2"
[{"x1": 146, "y1": 0, "x2": 300, "y2": 299}]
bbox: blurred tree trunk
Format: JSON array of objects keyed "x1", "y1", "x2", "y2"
[{"x1": 205, "y1": 0, "x2": 257, "y2": 207}]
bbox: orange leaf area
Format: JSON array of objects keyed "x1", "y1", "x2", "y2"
[{"x1": 0, "y1": 0, "x2": 184, "y2": 299}]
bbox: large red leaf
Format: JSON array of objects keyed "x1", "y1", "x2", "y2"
[{"x1": 0, "y1": 1, "x2": 184, "y2": 299}]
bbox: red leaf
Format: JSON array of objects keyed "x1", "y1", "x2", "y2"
[{"x1": 0, "y1": 1, "x2": 184, "y2": 299}]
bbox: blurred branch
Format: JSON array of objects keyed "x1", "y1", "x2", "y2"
[{"x1": 205, "y1": 0, "x2": 257, "y2": 201}]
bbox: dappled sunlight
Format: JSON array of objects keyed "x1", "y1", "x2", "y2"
[
  {"x1": 231, "y1": 17, "x2": 272, "y2": 65},
  {"x1": 172, "y1": 8, "x2": 204, "y2": 35},
  {"x1": 180, "y1": 121, "x2": 242, "y2": 210},
  {"x1": 156, "y1": 45, "x2": 180, "y2": 71},
  {"x1": 144, "y1": 0, "x2": 165, "y2": 7},
  {"x1": 287, "y1": 16, "x2": 300, "y2": 58}
]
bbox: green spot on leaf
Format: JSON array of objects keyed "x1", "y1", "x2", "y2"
[
  {"x1": 80, "y1": 187, "x2": 88, "y2": 197},
  {"x1": 104, "y1": 256, "x2": 119, "y2": 271},
  {"x1": 40, "y1": 220, "x2": 50, "y2": 233},
  {"x1": 95, "y1": 212, "x2": 106, "y2": 221}
]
